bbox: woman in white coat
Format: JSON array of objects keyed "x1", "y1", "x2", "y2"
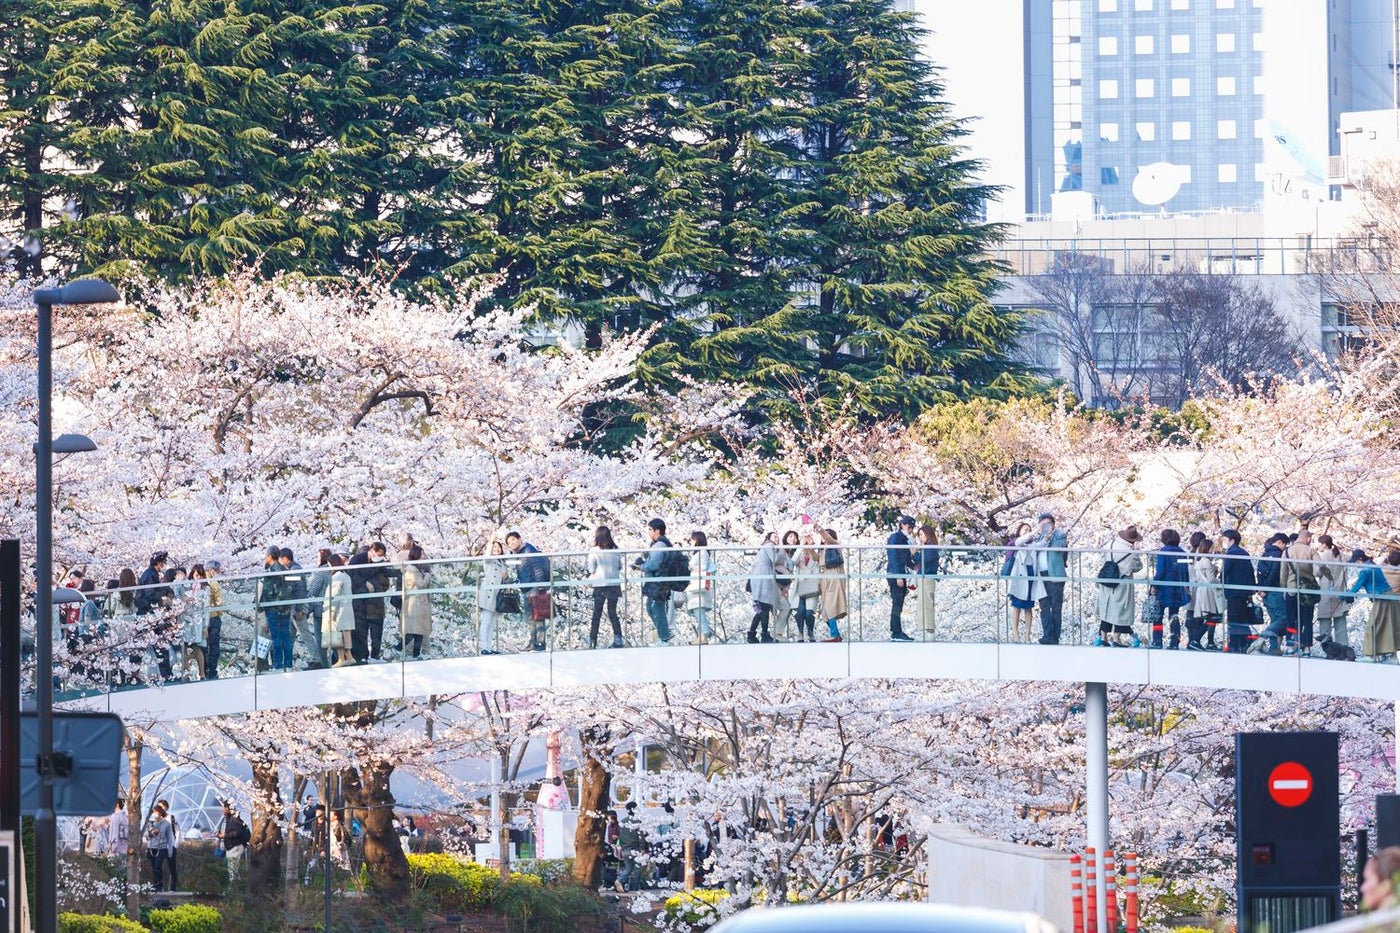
[
  {"x1": 1005, "y1": 522, "x2": 1045, "y2": 644},
  {"x1": 1186, "y1": 537, "x2": 1224, "y2": 651},
  {"x1": 400, "y1": 545, "x2": 433, "y2": 658},
  {"x1": 1095, "y1": 526, "x2": 1145, "y2": 646},
  {"x1": 685, "y1": 530, "x2": 716, "y2": 644},
  {"x1": 325, "y1": 554, "x2": 356, "y2": 667},
  {"x1": 478, "y1": 540, "x2": 510, "y2": 656}
]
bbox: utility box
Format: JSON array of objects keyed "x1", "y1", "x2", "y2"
[{"x1": 1235, "y1": 732, "x2": 1340, "y2": 933}]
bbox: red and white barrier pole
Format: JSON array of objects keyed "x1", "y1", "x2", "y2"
[
  {"x1": 1071, "y1": 854, "x2": 1085, "y2": 933},
  {"x1": 1104, "y1": 850, "x2": 1118, "y2": 933},
  {"x1": 1085, "y1": 847, "x2": 1099, "y2": 933},
  {"x1": 1124, "y1": 852, "x2": 1139, "y2": 933}
]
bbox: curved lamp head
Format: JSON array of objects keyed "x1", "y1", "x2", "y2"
[
  {"x1": 53, "y1": 433, "x2": 97, "y2": 454},
  {"x1": 51, "y1": 586, "x2": 86, "y2": 605},
  {"x1": 33, "y1": 278, "x2": 120, "y2": 306}
]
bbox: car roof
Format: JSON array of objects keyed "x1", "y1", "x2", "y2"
[{"x1": 709, "y1": 903, "x2": 1059, "y2": 933}]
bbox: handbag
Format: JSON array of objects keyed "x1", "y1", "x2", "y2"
[
  {"x1": 1142, "y1": 590, "x2": 1164, "y2": 628},
  {"x1": 494, "y1": 590, "x2": 522, "y2": 615},
  {"x1": 529, "y1": 590, "x2": 553, "y2": 622},
  {"x1": 250, "y1": 635, "x2": 272, "y2": 660},
  {"x1": 213, "y1": 846, "x2": 225, "y2": 859}
]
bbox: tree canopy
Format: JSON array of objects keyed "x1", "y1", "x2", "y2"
[{"x1": 1, "y1": 0, "x2": 1025, "y2": 420}]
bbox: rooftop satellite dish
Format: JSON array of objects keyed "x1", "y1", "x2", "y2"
[
  {"x1": 1265, "y1": 119, "x2": 1325, "y2": 184},
  {"x1": 1132, "y1": 162, "x2": 1187, "y2": 206}
]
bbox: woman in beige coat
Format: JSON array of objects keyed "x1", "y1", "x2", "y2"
[
  {"x1": 818, "y1": 528, "x2": 848, "y2": 641},
  {"x1": 401, "y1": 545, "x2": 433, "y2": 658},
  {"x1": 1095, "y1": 526, "x2": 1144, "y2": 647}
]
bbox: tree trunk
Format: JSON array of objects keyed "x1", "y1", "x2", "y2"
[
  {"x1": 248, "y1": 757, "x2": 285, "y2": 897},
  {"x1": 125, "y1": 732, "x2": 143, "y2": 919},
  {"x1": 285, "y1": 773, "x2": 307, "y2": 901},
  {"x1": 572, "y1": 727, "x2": 613, "y2": 888},
  {"x1": 342, "y1": 759, "x2": 409, "y2": 901}
]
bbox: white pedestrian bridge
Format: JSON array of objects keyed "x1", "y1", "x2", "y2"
[
  {"x1": 56, "y1": 540, "x2": 1400, "y2": 722},
  {"x1": 63, "y1": 639, "x2": 1400, "y2": 723}
]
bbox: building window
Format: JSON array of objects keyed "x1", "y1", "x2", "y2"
[
  {"x1": 1136, "y1": 121, "x2": 1156, "y2": 141},
  {"x1": 1100, "y1": 122, "x2": 1120, "y2": 141},
  {"x1": 1216, "y1": 0, "x2": 1234, "y2": 7},
  {"x1": 1172, "y1": 121, "x2": 1191, "y2": 140},
  {"x1": 1136, "y1": 77, "x2": 1155, "y2": 97},
  {"x1": 1100, "y1": 79, "x2": 1120, "y2": 99},
  {"x1": 1135, "y1": 0, "x2": 1153, "y2": 9},
  {"x1": 1171, "y1": 34, "x2": 1190, "y2": 53},
  {"x1": 1171, "y1": 0, "x2": 1189, "y2": 7},
  {"x1": 1219, "y1": 163, "x2": 1237, "y2": 182},
  {"x1": 1135, "y1": 35, "x2": 1154, "y2": 54},
  {"x1": 1217, "y1": 33, "x2": 1236, "y2": 52},
  {"x1": 1217, "y1": 119, "x2": 1237, "y2": 139},
  {"x1": 1172, "y1": 77, "x2": 1190, "y2": 97},
  {"x1": 1099, "y1": 0, "x2": 1118, "y2": 9},
  {"x1": 1217, "y1": 76, "x2": 1236, "y2": 96},
  {"x1": 1101, "y1": 167, "x2": 1121, "y2": 184},
  {"x1": 1099, "y1": 36, "x2": 1118, "y2": 55}
]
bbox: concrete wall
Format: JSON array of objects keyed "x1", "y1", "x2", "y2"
[{"x1": 925, "y1": 823, "x2": 1074, "y2": 933}]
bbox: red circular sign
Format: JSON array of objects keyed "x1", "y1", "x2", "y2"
[{"x1": 1268, "y1": 762, "x2": 1313, "y2": 807}]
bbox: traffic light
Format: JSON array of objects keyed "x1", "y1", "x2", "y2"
[{"x1": 1235, "y1": 732, "x2": 1340, "y2": 933}]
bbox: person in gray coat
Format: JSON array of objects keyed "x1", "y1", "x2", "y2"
[{"x1": 748, "y1": 532, "x2": 781, "y2": 643}]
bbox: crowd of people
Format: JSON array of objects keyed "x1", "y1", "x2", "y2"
[
  {"x1": 45, "y1": 512, "x2": 1400, "y2": 681},
  {"x1": 999, "y1": 516, "x2": 1400, "y2": 661}
]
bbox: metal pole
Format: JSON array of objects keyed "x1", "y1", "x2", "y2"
[
  {"x1": 34, "y1": 296, "x2": 57, "y2": 933},
  {"x1": 1086, "y1": 681, "x2": 1109, "y2": 933},
  {"x1": 323, "y1": 773, "x2": 332, "y2": 933},
  {"x1": 1394, "y1": 701, "x2": 1399, "y2": 794},
  {"x1": 1, "y1": 540, "x2": 19, "y2": 845}
]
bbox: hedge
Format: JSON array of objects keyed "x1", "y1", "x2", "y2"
[
  {"x1": 58, "y1": 914, "x2": 147, "y2": 933},
  {"x1": 664, "y1": 889, "x2": 730, "y2": 929},
  {"x1": 147, "y1": 904, "x2": 222, "y2": 933}
]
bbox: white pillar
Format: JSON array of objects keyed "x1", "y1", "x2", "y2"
[
  {"x1": 489, "y1": 754, "x2": 501, "y2": 860},
  {"x1": 1086, "y1": 682, "x2": 1109, "y2": 933}
]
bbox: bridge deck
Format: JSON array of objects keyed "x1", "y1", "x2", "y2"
[{"x1": 64, "y1": 642, "x2": 1400, "y2": 722}]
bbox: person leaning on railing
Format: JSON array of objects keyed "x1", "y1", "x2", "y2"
[
  {"x1": 1281, "y1": 529, "x2": 1321, "y2": 656},
  {"x1": 1353, "y1": 547, "x2": 1400, "y2": 663}
]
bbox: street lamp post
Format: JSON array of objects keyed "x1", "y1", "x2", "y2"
[{"x1": 32, "y1": 278, "x2": 119, "y2": 933}]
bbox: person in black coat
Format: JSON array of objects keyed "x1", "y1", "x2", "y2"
[
  {"x1": 1220, "y1": 529, "x2": 1258, "y2": 653},
  {"x1": 346, "y1": 542, "x2": 393, "y2": 661}
]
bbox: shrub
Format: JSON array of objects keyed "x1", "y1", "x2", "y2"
[
  {"x1": 407, "y1": 853, "x2": 503, "y2": 912},
  {"x1": 512, "y1": 858, "x2": 574, "y2": 885},
  {"x1": 497, "y1": 878, "x2": 603, "y2": 933},
  {"x1": 58, "y1": 914, "x2": 147, "y2": 933},
  {"x1": 663, "y1": 889, "x2": 730, "y2": 929},
  {"x1": 147, "y1": 904, "x2": 222, "y2": 933}
]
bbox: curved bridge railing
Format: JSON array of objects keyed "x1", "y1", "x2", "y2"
[{"x1": 46, "y1": 542, "x2": 1400, "y2": 721}]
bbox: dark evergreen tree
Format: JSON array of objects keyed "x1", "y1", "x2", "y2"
[{"x1": 785, "y1": 0, "x2": 1028, "y2": 419}]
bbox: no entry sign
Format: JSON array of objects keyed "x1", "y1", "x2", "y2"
[{"x1": 1268, "y1": 761, "x2": 1314, "y2": 807}]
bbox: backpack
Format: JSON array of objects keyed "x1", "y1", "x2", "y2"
[
  {"x1": 664, "y1": 548, "x2": 691, "y2": 592},
  {"x1": 227, "y1": 814, "x2": 251, "y2": 847},
  {"x1": 1097, "y1": 557, "x2": 1122, "y2": 588}
]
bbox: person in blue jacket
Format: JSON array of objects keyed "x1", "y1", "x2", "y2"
[{"x1": 1150, "y1": 529, "x2": 1191, "y2": 648}]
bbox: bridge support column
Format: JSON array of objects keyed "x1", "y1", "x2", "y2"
[
  {"x1": 1086, "y1": 681, "x2": 1109, "y2": 933},
  {"x1": 1394, "y1": 701, "x2": 1400, "y2": 794}
]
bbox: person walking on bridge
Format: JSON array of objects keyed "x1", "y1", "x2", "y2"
[
  {"x1": 1220, "y1": 529, "x2": 1257, "y2": 653},
  {"x1": 1095, "y1": 526, "x2": 1143, "y2": 647},
  {"x1": 885, "y1": 516, "x2": 916, "y2": 642},
  {"x1": 1034, "y1": 513, "x2": 1069, "y2": 644}
]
